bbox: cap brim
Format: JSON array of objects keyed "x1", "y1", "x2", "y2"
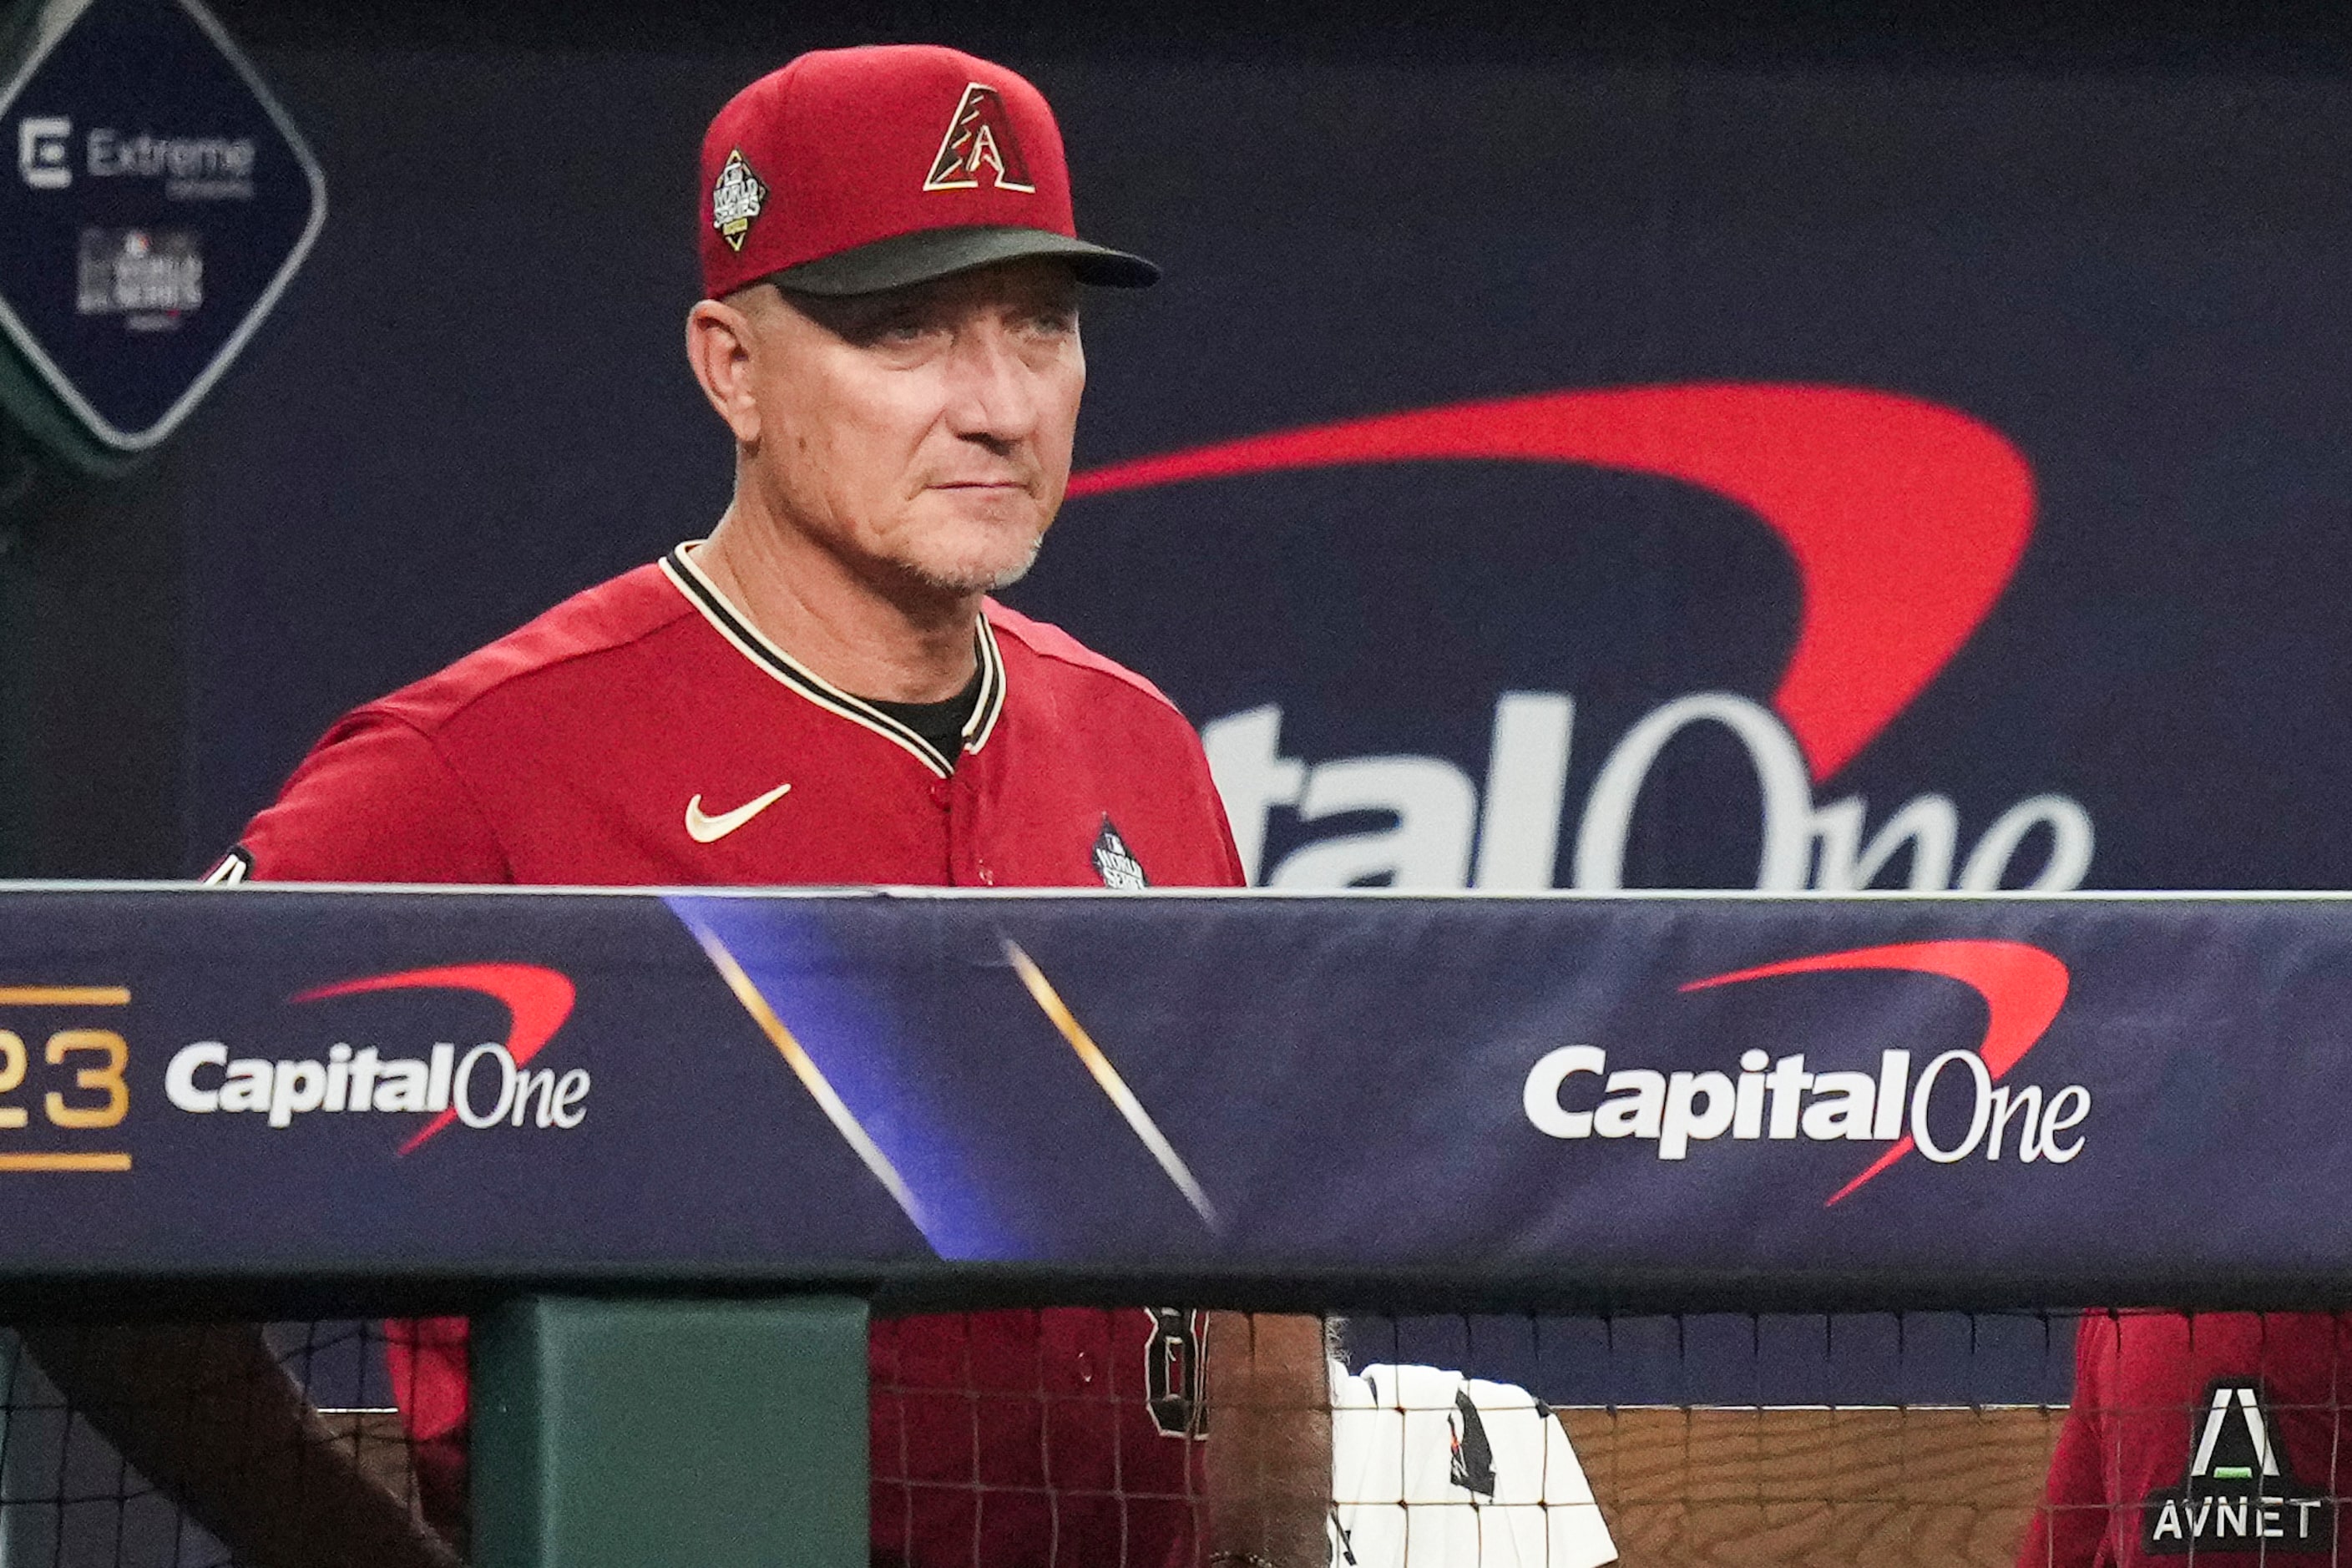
[{"x1": 769, "y1": 225, "x2": 1159, "y2": 296}]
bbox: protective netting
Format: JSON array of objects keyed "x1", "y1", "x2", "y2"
[
  {"x1": 0, "y1": 1320, "x2": 418, "y2": 1568},
  {"x1": 0, "y1": 1308, "x2": 2342, "y2": 1566}
]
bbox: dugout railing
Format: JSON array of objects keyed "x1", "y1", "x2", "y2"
[{"x1": 0, "y1": 885, "x2": 2347, "y2": 1567}]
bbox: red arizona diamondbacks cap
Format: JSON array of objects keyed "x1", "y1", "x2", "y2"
[{"x1": 698, "y1": 45, "x2": 1158, "y2": 298}]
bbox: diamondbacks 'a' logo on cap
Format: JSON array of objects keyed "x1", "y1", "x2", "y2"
[
  {"x1": 1092, "y1": 817, "x2": 1148, "y2": 890},
  {"x1": 711, "y1": 149, "x2": 768, "y2": 252},
  {"x1": 923, "y1": 83, "x2": 1035, "y2": 194}
]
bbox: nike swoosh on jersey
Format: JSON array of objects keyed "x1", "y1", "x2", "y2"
[{"x1": 685, "y1": 782, "x2": 793, "y2": 843}]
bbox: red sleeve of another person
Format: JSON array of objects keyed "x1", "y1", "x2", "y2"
[
  {"x1": 226, "y1": 710, "x2": 508, "y2": 1540},
  {"x1": 237, "y1": 711, "x2": 510, "y2": 883},
  {"x1": 2020, "y1": 1314, "x2": 2119, "y2": 1568}
]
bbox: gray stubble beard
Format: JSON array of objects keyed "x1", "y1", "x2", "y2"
[{"x1": 903, "y1": 532, "x2": 1045, "y2": 597}]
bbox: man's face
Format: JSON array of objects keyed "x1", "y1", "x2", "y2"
[{"x1": 739, "y1": 258, "x2": 1085, "y2": 598}]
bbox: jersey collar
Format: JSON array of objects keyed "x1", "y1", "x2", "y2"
[{"x1": 659, "y1": 542, "x2": 1007, "y2": 779}]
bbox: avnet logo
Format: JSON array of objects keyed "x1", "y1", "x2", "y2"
[{"x1": 1521, "y1": 939, "x2": 2084, "y2": 1205}]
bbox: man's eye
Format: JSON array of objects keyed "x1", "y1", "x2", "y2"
[{"x1": 843, "y1": 311, "x2": 934, "y2": 347}]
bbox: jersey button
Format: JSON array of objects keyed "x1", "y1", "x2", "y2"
[{"x1": 928, "y1": 780, "x2": 950, "y2": 808}]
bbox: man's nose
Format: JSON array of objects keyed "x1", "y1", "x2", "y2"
[{"x1": 942, "y1": 323, "x2": 1043, "y2": 443}]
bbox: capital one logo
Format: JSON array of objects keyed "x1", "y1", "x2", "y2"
[
  {"x1": 1521, "y1": 939, "x2": 2086, "y2": 1204},
  {"x1": 1073, "y1": 386, "x2": 2092, "y2": 893},
  {"x1": 18, "y1": 118, "x2": 70, "y2": 189},
  {"x1": 164, "y1": 963, "x2": 584, "y2": 1150}
]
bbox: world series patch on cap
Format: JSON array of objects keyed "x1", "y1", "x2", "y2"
[{"x1": 697, "y1": 44, "x2": 1157, "y2": 299}]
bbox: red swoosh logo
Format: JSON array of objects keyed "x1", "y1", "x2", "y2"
[
  {"x1": 1680, "y1": 939, "x2": 2069, "y2": 1204},
  {"x1": 290, "y1": 963, "x2": 576, "y2": 1154},
  {"x1": 1070, "y1": 384, "x2": 2036, "y2": 781}
]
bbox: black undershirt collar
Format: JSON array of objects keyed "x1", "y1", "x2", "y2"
[{"x1": 861, "y1": 667, "x2": 984, "y2": 767}]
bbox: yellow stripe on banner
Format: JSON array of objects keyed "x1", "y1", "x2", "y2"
[
  {"x1": 683, "y1": 921, "x2": 927, "y2": 1232},
  {"x1": 0, "y1": 988, "x2": 129, "y2": 1007},
  {"x1": 0, "y1": 1153, "x2": 131, "y2": 1171},
  {"x1": 1000, "y1": 938, "x2": 1222, "y2": 1232}
]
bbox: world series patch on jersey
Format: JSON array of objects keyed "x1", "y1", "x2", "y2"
[{"x1": 1093, "y1": 817, "x2": 1150, "y2": 889}]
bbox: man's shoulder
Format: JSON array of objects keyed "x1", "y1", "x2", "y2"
[
  {"x1": 368, "y1": 559, "x2": 695, "y2": 737},
  {"x1": 983, "y1": 600, "x2": 1187, "y2": 720},
  {"x1": 231, "y1": 561, "x2": 701, "y2": 883},
  {"x1": 984, "y1": 603, "x2": 1245, "y2": 888}
]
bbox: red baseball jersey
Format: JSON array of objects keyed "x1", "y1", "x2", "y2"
[
  {"x1": 225, "y1": 544, "x2": 1244, "y2": 1568},
  {"x1": 2021, "y1": 1312, "x2": 2352, "y2": 1566}
]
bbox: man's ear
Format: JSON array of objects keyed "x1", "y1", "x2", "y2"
[{"x1": 685, "y1": 297, "x2": 762, "y2": 444}]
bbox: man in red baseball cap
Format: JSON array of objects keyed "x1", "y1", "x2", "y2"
[
  {"x1": 697, "y1": 43, "x2": 1160, "y2": 298},
  {"x1": 90, "y1": 42, "x2": 1329, "y2": 1568}
]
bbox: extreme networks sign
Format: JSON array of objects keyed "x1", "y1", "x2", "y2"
[{"x1": 0, "y1": 0, "x2": 321, "y2": 465}]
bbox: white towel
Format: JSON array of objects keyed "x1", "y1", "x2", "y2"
[{"x1": 1328, "y1": 1362, "x2": 1616, "y2": 1568}]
